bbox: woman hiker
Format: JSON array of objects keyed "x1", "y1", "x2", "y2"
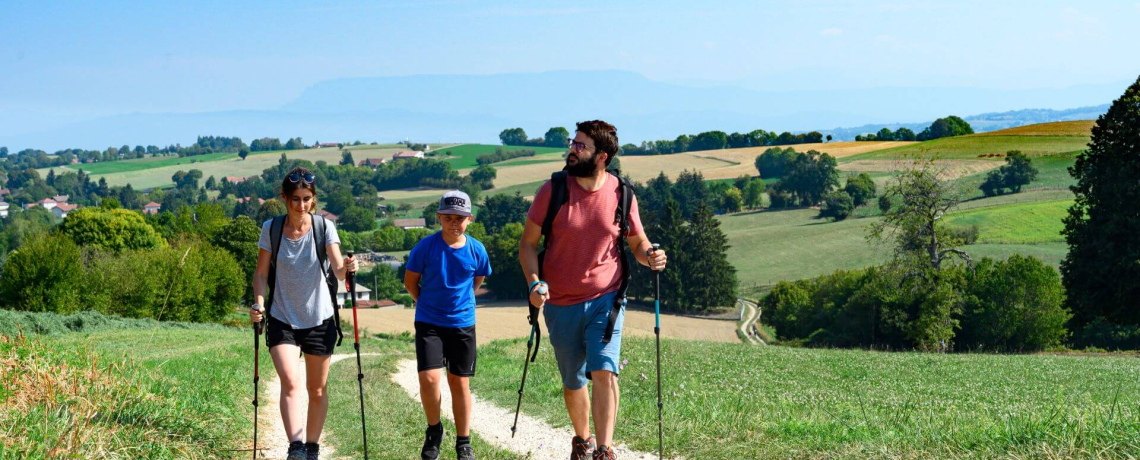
[{"x1": 250, "y1": 166, "x2": 358, "y2": 460}]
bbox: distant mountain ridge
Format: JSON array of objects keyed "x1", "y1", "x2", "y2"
[{"x1": 0, "y1": 70, "x2": 1124, "y2": 151}]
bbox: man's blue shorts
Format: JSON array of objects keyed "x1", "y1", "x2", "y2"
[{"x1": 543, "y1": 291, "x2": 624, "y2": 390}]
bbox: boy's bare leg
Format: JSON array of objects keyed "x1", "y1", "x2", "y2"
[
  {"x1": 418, "y1": 369, "x2": 443, "y2": 425},
  {"x1": 564, "y1": 385, "x2": 592, "y2": 440},
  {"x1": 446, "y1": 373, "x2": 472, "y2": 436}
]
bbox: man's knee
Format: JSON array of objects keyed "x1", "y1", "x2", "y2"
[
  {"x1": 591, "y1": 370, "x2": 618, "y2": 388},
  {"x1": 419, "y1": 369, "x2": 442, "y2": 386},
  {"x1": 446, "y1": 373, "x2": 470, "y2": 389}
]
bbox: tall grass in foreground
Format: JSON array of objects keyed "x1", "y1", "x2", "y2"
[
  {"x1": 0, "y1": 326, "x2": 251, "y2": 459},
  {"x1": 474, "y1": 337, "x2": 1140, "y2": 459}
]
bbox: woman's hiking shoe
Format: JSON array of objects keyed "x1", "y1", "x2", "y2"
[
  {"x1": 456, "y1": 444, "x2": 475, "y2": 460},
  {"x1": 421, "y1": 423, "x2": 444, "y2": 460},
  {"x1": 305, "y1": 442, "x2": 320, "y2": 460},
  {"x1": 286, "y1": 441, "x2": 307, "y2": 460},
  {"x1": 592, "y1": 445, "x2": 616, "y2": 460},
  {"x1": 571, "y1": 435, "x2": 596, "y2": 460}
]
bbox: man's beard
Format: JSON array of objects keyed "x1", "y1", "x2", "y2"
[{"x1": 565, "y1": 153, "x2": 600, "y2": 177}]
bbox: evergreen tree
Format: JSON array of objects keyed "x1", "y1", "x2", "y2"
[
  {"x1": 1062, "y1": 75, "x2": 1140, "y2": 330},
  {"x1": 682, "y1": 203, "x2": 737, "y2": 311}
]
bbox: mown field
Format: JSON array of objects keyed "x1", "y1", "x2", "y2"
[
  {"x1": 433, "y1": 144, "x2": 566, "y2": 170},
  {"x1": 474, "y1": 336, "x2": 1140, "y2": 460}
]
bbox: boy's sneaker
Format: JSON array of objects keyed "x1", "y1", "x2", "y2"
[
  {"x1": 456, "y1": 444, "x2": 475, "y2": 460},
  {"x1": 571, "y1": 435, "x2": 596, "y2": 460},
  {"x1": 305, "y1": 442, "x2": 320, "y2": 460},
  {"x1": 286, "y1": 441, "x2": 307, "y2": 460},
  {"x1": 421, "y1": 424, "x2": 444, "y2": 460},
  {"x1": 592, "y1": 445, "x2": 616, "y2": 460}
]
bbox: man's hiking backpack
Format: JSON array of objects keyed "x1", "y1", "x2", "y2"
[
  {"x1": 539, "y1": 170, "x2": 635, "y2": 344},
  {"x1": 265, "y1": 213, "x2": 344, "y2": 346}
]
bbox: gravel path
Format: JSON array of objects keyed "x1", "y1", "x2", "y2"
[
  {"x1": 391, "y1": 359, "x2": 672, "y2": 460},
  {"x1": 737, "y1": 299, "x2": 764, "y2": 345}
]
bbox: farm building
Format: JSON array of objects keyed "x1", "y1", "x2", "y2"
[
  {"x1": 143, "y1": 202, "x2": 162, "y2": 215},
  {"x1": 358, "y1": 158, "x2": 388, "y2": 168},
  {"x1": 52, "y1": 203, "x2": 79, "y2": 219},
  {"x1": 392, "y1": 151, "x2": 425, "y2": 160},
  {"x1": 0, "y1": 201, "x2": 8, "y2": 218},
  {"x1": 316, "y1": 209, "x2": 339, "y2": 222}
]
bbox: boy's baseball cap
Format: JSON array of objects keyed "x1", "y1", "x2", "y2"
[{"x1": 438, "y1": 190, "x2": 472, "y2": 216}]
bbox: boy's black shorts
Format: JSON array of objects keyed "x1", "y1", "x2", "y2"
[
  {"x1": 267, "y1": 316, "x2": 338, "y2": 356},
  {"x1": 415, "y1": 321, "x2": 477, "y2": 376}
]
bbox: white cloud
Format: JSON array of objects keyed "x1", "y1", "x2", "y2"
[{"x1": 820, "y1": 28, "x2": 843, "y2": 37}]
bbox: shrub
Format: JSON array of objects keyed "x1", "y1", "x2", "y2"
[
  {"x1": 58, "y1": 207, "x2": 166, "y2": 252},
  {"x1": 0, "y1": 233, "x2": 83, "y2": 313}
]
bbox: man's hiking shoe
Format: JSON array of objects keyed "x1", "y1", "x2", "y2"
[
  {"x1": 571, "y1": 435, "x2": 596, "y2": 460},
  {"x1": 305, "y1": 442, "x2": 320, "y2": 460},
  {"x1": 421, "y1": 424, "x2": 444, "y2": 460},
  {"x1": 456, "y1": 444, "x2": 475, "y2": 460},
  {"x1": 592, "y1": 445, "x2": 616, "y2": 460},
  {"x1": 286, "y1": 441, "x2": 307, "y2": 460}
]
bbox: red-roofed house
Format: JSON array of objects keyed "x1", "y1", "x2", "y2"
[
  {"x1": 316, "y1": 209, "x2": 338, "y2": 222},
  {"x1": 38, "y1": 198, "x2": 58, "y2": 210},
  {"x1": 0, "y1": 201, "x2": 8, "y2": 218},
  {"x1": 224, "y1": 176, "x2": 246, "y2": 184},
  {"x1": 0, "y1": 189, "x2": 9, "y2": 197},
  {"x1": 358, "y1": 158, "x2": 388, "y2": 168},
  {"x1": 143, "y1": 202, "x2": 162, "y2": 215},
  {"x1": 235, "y1": 197, "x2": 266, "y2": 205},
  {"x1": 53, "y1": 195, "x2": 69, "y2": 203},
  {"x1": 392, "y1": 150, "x2": 425, "y2": 160},
  {"x1": 316, "y1": 142, "x2": 340, "y2": 148},
  {"x1": 52, "y1": 203, "x2": 78, "y2": 219}
]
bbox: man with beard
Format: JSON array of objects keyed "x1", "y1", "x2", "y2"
[{"x1": 519, "y1": 120, "x2": 668, "y2": 460}]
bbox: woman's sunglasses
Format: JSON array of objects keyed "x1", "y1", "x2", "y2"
[{"x1": 287, "y1": 172, "x2": 315, "y2": 184}]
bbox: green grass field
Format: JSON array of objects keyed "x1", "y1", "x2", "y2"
[
  {"x1": 474, "y1": 336, "x2": 1140, "y2": 459},
  {"x1": 719, "y1": 209, "x2": 890, "y2": 295},
  {"x1": 945, "y1": 199, "x2": 1071, "y2": 244},
  {"x1": 434, "y1": 144, "x2": 566, "y2": 170}
]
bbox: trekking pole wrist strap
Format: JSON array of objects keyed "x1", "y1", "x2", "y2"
[{"x1": 526, "y1": 278, "x2": 544, "y2": 293}]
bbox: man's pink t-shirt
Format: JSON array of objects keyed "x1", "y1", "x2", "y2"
[{"x1": 527, "y1": 174, "x2": 644, "y2": 306}]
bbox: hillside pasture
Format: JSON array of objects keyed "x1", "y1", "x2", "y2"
[
  {"x1": 846, "y1": 133, "x2": 1090, "y2": 161},
  {"x1": 944, "y1": 199, "x2": 1071, "y2": 244},
  {"x1": 433, "y1": 144, "x2": 566, "y2": 170},
  {"x1": 975, "y1": 120, "x2": 1095, "y2": 136},
  {"x1": 687, "y1": 141, "x2": 911, "y2": 180},
  {"x1": 50, "y1": 147, "x2": 403, "y2": 190},
  {"x1": 475, "y1": 336, "x2": 1140, "y2": 460}
]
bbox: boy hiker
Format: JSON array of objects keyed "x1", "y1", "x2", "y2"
[
  {"x1": 519, "y1": 120, "x2": 668, "y2": 460},
  {"x1": 404, "y1": 190, "x2": 492, "y2": 460}
]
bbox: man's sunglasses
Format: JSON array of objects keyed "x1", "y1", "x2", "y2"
[
  {"x1": 567, "y1": 139, "x2": 591, "y2": 152},
  {"x1": 287, "y1": 172, "x2": 315, "y2": 184}
]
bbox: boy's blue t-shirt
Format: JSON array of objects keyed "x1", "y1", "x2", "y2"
[{"x1": 406, "y1": 232, "x2": 492, "y2": 328}]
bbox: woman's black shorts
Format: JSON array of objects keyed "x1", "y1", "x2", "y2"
[
  {"x1": 267, "y1": 316, "x2": 339, "y2": 356},
  {"x1": 415, "y1": 321, "x2": 477, "y2": 376}
]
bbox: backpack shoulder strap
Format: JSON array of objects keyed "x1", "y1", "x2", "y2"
[
  {"x1": 270, "y1": 215, "x2": 286, "y2": 267},
  {"x1": 541, "y1": 171, "x2": 570, "y2": 240},
  {"x1": 310, "y1": 213, "x2": 344, "y2": 346},
  {"x1": 612, "y1": 171, "x2": 634, "y2": 236},
  {"x1": 312, "y1": 213, "x2": 328, "y2": 270}
]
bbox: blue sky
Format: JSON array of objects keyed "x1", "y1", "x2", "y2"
[{"x1": 2, "y1": 0, "x2": 1139, "y2": 129}]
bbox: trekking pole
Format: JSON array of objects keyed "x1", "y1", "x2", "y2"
[
  {"x1": 346, "y1": 252, "x2": 370, "y2": 459},
  {"x1": 511, "y1": 285, "x2": 545, "y2": 437},
  {"x1": 252, "y1": 318, "x2": 262, "y2": 460},
  {"x1": 651, "y1": 243, "x2": 663, "y2": 459}
]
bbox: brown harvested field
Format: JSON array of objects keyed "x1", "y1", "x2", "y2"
[
  {"x1": 839, "y1": 159, "x2": 1001, "y2": 179},
  {"x1": 349, "y1": 301, "x2": 740, "y2": 346},
  {"x1": 689, "y1": 141, "x2": 913, "y2": 180},
  {"x1": 488, "y1": 154, "x2": 736, "y2": 189},
  {"x1": 975, "y1": 120, "x2": 1095, "y2": 137}
]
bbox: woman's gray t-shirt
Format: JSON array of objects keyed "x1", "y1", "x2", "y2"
[{"x1": 258, "y1": 217, "x2": 341, "y2": 329}]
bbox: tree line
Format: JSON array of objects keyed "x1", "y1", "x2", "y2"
[
  {"x1": 855, "y1": 116, "x2": 974, "y2": 142},
  {"x1": 620, "y1": 129, "x2": 827, "y2": 156},
  {"x1": 499, "y1": 127, "x2": 570, "y2": 148}
]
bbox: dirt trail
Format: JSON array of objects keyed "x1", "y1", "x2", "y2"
[
  {"x1": 258, "y1": 353, "x2": 379, "y2": 459},
  {"x1": 737, "y1": 299, "x2": 764, "y2": 345},
  {"x1": 391, "y1": 359, "x2": 676, "y2": 460}
]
